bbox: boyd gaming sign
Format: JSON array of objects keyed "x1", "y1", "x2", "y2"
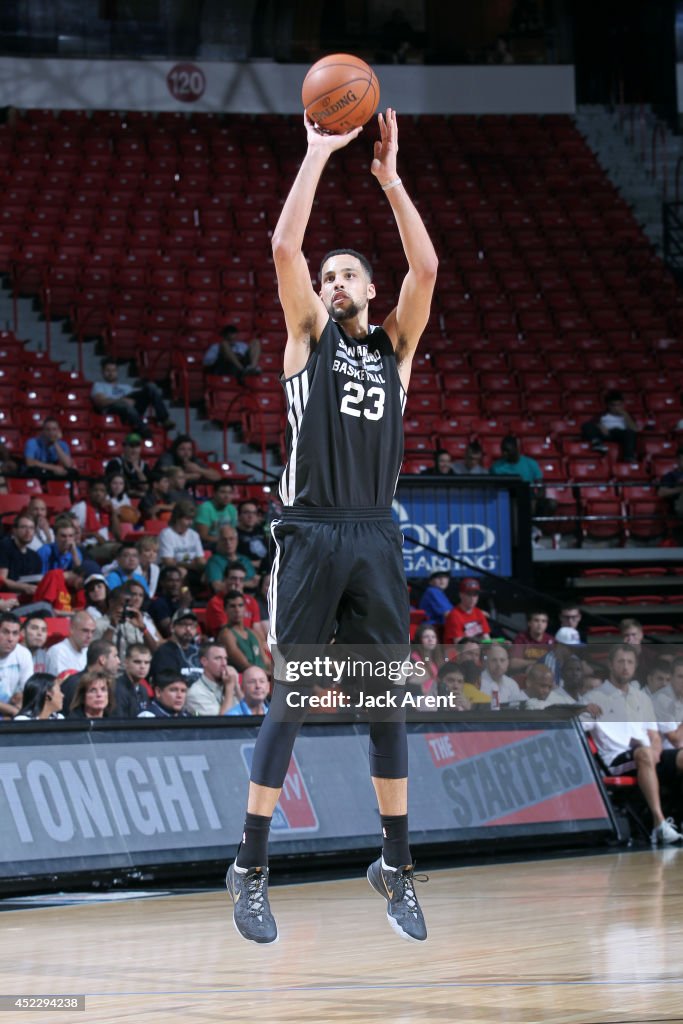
[{"x1": 393, "y1": 482, "x2": 513, "y2": 579}]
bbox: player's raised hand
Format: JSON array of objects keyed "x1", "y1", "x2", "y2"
[
  {"x1": 371, "y1": 108, "x2": 399, "y2": 186},
  {"x1": 304, "y1": 113, "x2": 362, "y2": 151}
]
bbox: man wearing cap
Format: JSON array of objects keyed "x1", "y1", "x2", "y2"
[
  {"x1": 105, "y1": 434, "x2": 153, "y2": 497},
  {"x1": 443, "y1": 577, "x2": 491, "y2": 645},
  {"x1": 418, "y1": 570, "x2": 453, "y2": 627},
  {"x1": 91, "y1": 356, "x2": 175, "y2": 437},
  {"x1": 149, "y1": 607, "x2": 203, "y2": 686},
  {"x1": 542, "y1": 625, "x2": 584, "y2": 684}
]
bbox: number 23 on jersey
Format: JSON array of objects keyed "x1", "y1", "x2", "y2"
[{"x1": 339, "y1": 381, "x2": 386, "y2": 421}]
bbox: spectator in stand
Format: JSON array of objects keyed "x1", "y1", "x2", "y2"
[
  {"x1": 122, "y1": 579, "x2": 161, "y2": 646},
  {"x1": 23, "y1": 416, "x2": 77, "y2": 480},
  {"x1": 205, "y1": 524, "x2": 256, "y2": 596},
  {"x1": 588, "y1": 644, "x2": 682, "y2": 844},
  {"x1": 619, "y1": 617, "x2": 656, "y2": 680},
  {"x1": 37, "y1": 514, "x2": 83, "y2": 581},
  {"x1": 22, "y1": 613, "x2": 49, "y2": 672},
  {"x1": 436, "y1": 661, "x2": 485, "y2": 709},
  {"x1": 120, "y1": 643, "x2": 153, "y2": 700},
  {"x1": 25, "y1": 496, "x2": 54, "y2": 551},
  {"x1": 166, "y1": 466, "x2": 195, "y2": 504},
  {"x1": 137, "y1": 670, "x2": 191, "y2": 719},
  {"x1": 139, "y1": 470, "x2": 175, "y2": 522},
  {"x1": 581, "y1": 389, "x2": 639, "y2": 462},
  {"x1": 235, "y1": 500, "x2": 269, "y2": 570},
  {"x1": 136, "y1": 537, "x2": 160, "y2": 598},
  {"x1": 512, "y1": 610, "x2": 554, "y2": 670},
  {"x1": 71, "y1": 479, "x2": 121, "y2": 564},
  {"x1": 14, "y1": 672, "x2": 64, "y2": 720},
  {"x1": 60, "y1": 638, "x2": 120, "y2": 715},
  {"x1": 652, "y1": 655, "x2": 683, "y2": 751},
  {"x1": 90, "y1": 356, "x2": 175, "y2": 437},
  {"x1": 443, "y1": 659, "x2": 490, "y2": 705},
  {"x1": 185, "y1": 641, "x2": 240, "y2": 716},
  {"x1": 226, "y1": 665, "x2": 270, "y2": 716},
  {"x1": 0, "y1": 440, "x2": 20, "y2": 492},
  {"x1": 149, "y1": 608, "x2": 203, "y2": 686},
  {"x1": 45, "y1": 611, "x2": 96, "y2": 677},
  {"x1": 217, "y1": 590, "x2": 270, "y2": 673},
  {"x1": 453, "y1": 637, "x2": 483, "y2": 668},
  {"x1": 491, "y1": 435, "x2": 542, "y2": 485},
  {"x1": 149, "y1": 566, "x2": 191, "y2": 637},
  {"x1": 480, "y1": 643, "x2": 522, "y2": 705},
  {"x1": 158, "y1": 501, "x2": 207, "y2": 585},
  {"x1": 69, "y1": 671, "x2": 115, "y2": 720},
  {"x1": 112, "y1": 644, "x2": 150, "y2": 718},
  {"x1": 443, "y1": 577, "x2": 490, "y2": 644},
  {"x1": 194, "y1": 480, "x2": 238, "y2": 549},
  {"x1": 409, "y1": 623, "x2": 447, "y2": 694},
  {"x1": 0, "y1": 611, "x2": 34, "y2": 718},
  {"x1": 95, "y1": 586, "x2": 160, "y2": 657},
  {"x1": 418, "y1": 569, "x2": 453, "y2": 627},
  {"x1": 104, "y1": 541, "x2": 149, "y2": 594},
  {"x1": 558, "y1": 603, "x2": 585, "y2": 641},
  {"x1": 205, "y1": 562, "x2": 262, "y2": 637},
  {"x1": 105, "y1": 472, "x2": 139, "y2": 526},
  {"x1": 155, "y1": 434, "x2": 221, "y2": 486},
  {"x1": 105, "y1": 433, "x2": 153, "y2": 498},
  {"x1": 520, "y1": 663, "x2": 574, "y2": 709},
  {"x1": 420, "y1": 449, "x2": 455, "y2": 475},
  {"x1": 204, "y1": 324, "x2": 262, "y2": 381},
  {"x1": 452, "y1": 441, "x2": 487, "y2": 476},
  {"x1": 642, "y1": 659, "x2": 673, "y2": 702},
  {"x1": 0, "y1": 513, "x2": 54, "y2": 615},
  {"x1": 83, "y1": 573, "x2": 110, "y2": 621},
  {"x1": 542, "y1": 625, "x2": 583, "y2": 684}
]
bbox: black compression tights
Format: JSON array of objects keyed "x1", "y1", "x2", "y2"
[{"x1": 249, "y1": 681, "x2": 409, "y2": 788}]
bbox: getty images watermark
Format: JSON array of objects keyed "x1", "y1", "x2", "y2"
[{"x1": 270, "y1": 644, "x2": 461, "y2": 716}]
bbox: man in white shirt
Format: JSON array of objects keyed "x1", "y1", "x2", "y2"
[
  {"x1": 480, "y1": 643, "x2": 522, "y2": 705},
  {"x1": 45, "y1": 611, "x2": 96, "y2": 676},
  {"x1": 589, "y1": 644, "x2": 682, "y2": 845},
  {"x1": 521, "y1": 663, "x2": 575, "y2": 710},
  {"x1": 158, "y1": 501, "x2": 206, "y2": 573},
  {"x1": 652, "y1": 655, "x2": 683, "y2": 752},
  {"x1": 582, "y1": 389, "x2": 638, "y2": 461},
  {"x1": 0, "y1": 612, "x2": 34, "y2": 718}
]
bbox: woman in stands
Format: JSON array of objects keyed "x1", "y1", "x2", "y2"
[
  {"x1": 69, "y1": 670, "x2": 114, "y2": 719},
  {"x1": 83, "y1": 574, "x2": 110, "y2": 622},
  {"x1": 409, "y1": 623, "x2": 447, "y2": 694},
  {"x1": 14, "y1": 672, "x2": 64, "y2": 720}
]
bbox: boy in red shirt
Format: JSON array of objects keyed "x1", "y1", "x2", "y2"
[{"x1": 443, "y1": 577, "x2": 491, "y2": 644}]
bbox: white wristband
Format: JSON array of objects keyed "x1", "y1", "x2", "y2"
[{"x1": 381, "y1": 178, "x2": 402, "y2": 192}]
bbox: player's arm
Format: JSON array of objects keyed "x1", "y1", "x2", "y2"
[
  {"x1": 373, "y1": 109, "x2": 438, "y2": 386},
  {"x1": 271, "y1": 117, "x2": 362, "y2": 377}
]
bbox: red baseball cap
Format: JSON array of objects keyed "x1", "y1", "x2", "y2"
[{"x1": 459, "y1": 577, "x2": 481, "y2": 594}]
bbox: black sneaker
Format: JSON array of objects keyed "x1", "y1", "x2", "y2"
[
  {"x1": 367, "y1": 858, "x2": 427, "y2": 942},
  {"x1": 226, "y1": 862, "x2": 278, "y2": 944}
]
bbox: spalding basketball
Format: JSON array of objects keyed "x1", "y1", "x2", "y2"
[{"x1": 302, "y1": 53, "x2": 380, "y2": 134}]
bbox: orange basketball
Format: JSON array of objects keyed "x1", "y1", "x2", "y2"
[{"x1": 302, "y1": 53, "x2": 380, "y2": 135}]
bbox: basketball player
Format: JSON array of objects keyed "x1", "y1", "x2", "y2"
[{"x1": 226, "y1": 108, "x2": 438, "y2": 944}]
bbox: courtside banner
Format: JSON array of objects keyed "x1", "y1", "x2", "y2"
[
  {"x1": 0, "y1": 717, "x2": 612, "y2": 882},
  {"x1": 394, "y1": 478, "x2": 531, "y2": 580}
]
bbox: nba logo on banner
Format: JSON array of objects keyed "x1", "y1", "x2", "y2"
[{"x1": 240, "y1": 744, "x2": 319, "y2": 832}]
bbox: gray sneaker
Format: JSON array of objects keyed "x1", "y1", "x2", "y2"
[
  {"x1": 226, "y1": 863, "x2": 278, "y2": 944},
  {"x1": 367, "y1": 858, "x2": 427, "y2": 942}
]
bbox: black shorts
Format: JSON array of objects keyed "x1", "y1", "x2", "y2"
[{"x1": 267, "y1": 507, "x2": 410, "y2": 669}]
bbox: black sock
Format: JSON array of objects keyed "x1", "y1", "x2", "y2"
[
  {"x1": 235, "y1": 812, "x2": 271, "y2": 869},
  {"x1": 381, "y1": 813, "x2": 411, "y2": 868}
]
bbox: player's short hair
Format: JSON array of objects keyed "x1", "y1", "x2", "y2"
[
  {"x1": 155, "y1": 670, "x2": 187, "y2": 690},
  {"x1": 320, "y1": 249, "x2": 373, "y2": 281}
]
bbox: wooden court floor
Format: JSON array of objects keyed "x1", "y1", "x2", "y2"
[{"x1": 1, "y1": 849, "x2": 682, "y2": 1024}]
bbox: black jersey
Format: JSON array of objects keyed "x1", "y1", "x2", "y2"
[{"x1": 278, "y1": 318, "x2": 407, "y2": 509}]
